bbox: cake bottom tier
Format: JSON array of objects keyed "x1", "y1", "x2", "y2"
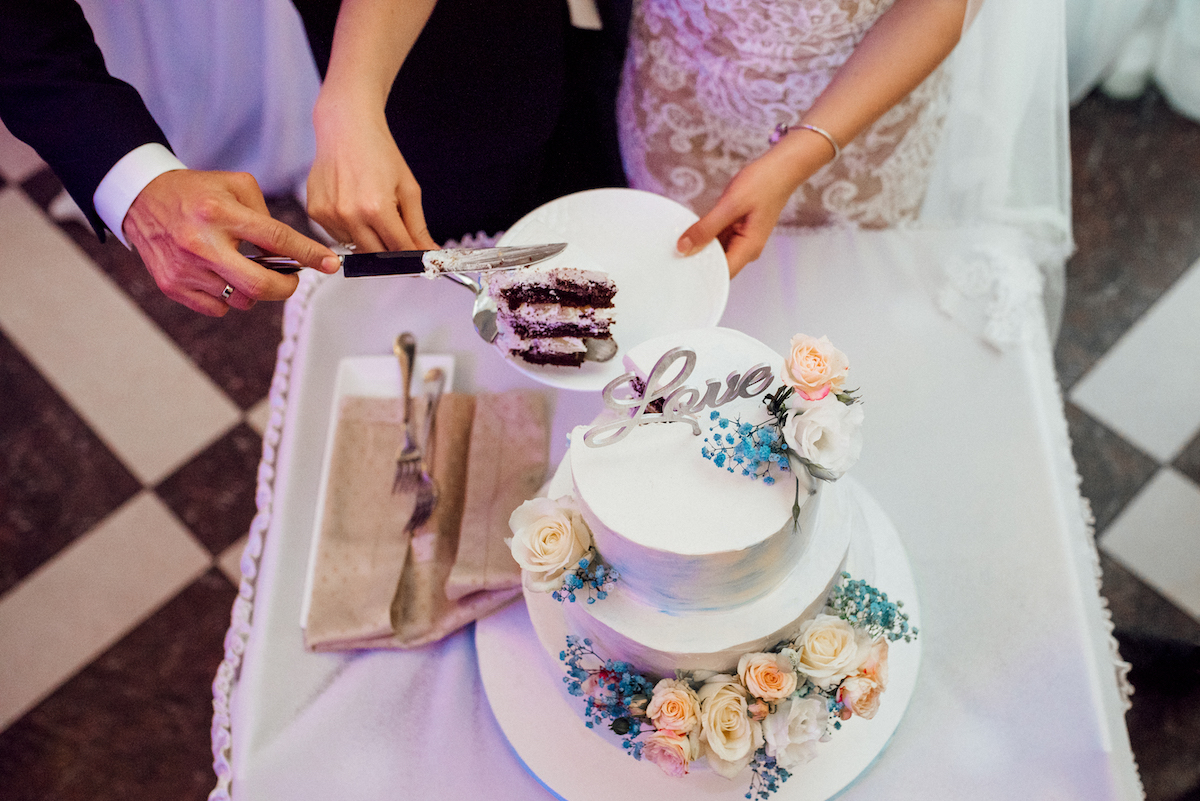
[
  {"x1": 476, "y1": 479, "x2": 922, "y2": 801},
  {"x1": 530, "y1": 477, "x2": 876, "y2": 676}
]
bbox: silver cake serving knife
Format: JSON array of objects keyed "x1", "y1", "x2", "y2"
[{"x1": 248, "y1": 244, "x2": 567, "y2": 278}]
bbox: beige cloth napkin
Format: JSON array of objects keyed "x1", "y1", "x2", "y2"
[{"x1": 305, "y1": 390, "x2": 548, "y2": 651}]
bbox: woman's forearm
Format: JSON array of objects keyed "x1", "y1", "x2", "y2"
[
  {"x1": 317, "y1": 0, "x2": 438, "y2": 118},
  {"x1": 771, "y1": 0, "x2": 969, "y2": 185}
]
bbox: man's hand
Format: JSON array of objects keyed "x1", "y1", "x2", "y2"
[{"x1": 123, "y1": 169, "x2": 341, "y2": 316}]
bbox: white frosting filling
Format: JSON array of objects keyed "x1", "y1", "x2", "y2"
[
  {"x1": 497, "y1": 303, "x2": 616, "y2": 330},
  {"x1": 494, "y1": 331, "x2": 586, "y2": 355}
]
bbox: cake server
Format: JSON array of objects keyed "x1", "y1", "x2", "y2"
[{"x1": 248, "y1": 243, "x2": 567, "y2": 278}]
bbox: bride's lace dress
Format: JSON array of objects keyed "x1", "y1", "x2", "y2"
[{"x1": 618, "y1": 0, "x2": 951, "y2": 229}]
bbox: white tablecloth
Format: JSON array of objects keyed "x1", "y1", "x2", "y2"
[{"x1": 212, "y1": 224, "x2": 1142, "y2": 800}]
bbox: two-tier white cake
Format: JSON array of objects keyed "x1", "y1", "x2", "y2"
[{"x1": 496, "y1": 326, "x2": 917, "y2": 798}]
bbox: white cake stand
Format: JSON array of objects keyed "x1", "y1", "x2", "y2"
[{"x1": 476, "y1": 482, "x2": 922, "y2": 801}]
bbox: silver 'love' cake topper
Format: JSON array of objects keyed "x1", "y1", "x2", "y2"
[{"x1": 583, "y1": 347, "x2": 774, "y2": 448}]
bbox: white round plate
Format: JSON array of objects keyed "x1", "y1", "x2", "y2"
[
  {"x1": 495, "y1": 188, "x2": 729, "y2": 391},
  {"x1": 476, "y1": 481, "x2": 922, "y2": 801}
]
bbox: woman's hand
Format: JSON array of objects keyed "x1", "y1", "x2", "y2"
[
  {"x1": 307, "y1": 99, "x2": 437, "y2": 252},
  {"x1": 675, "y1": 130, "x2": 834, "y2": 278},
  {"x1": 305, "y1": 0, "x2": 440, "y2": 252},
  {"x1": 678, "y1": 0, "x2": 968, "y2": 278}
]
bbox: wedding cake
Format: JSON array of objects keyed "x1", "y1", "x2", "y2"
[{"x1": 505, "y1": 327, "x2": 917, "y2": 794}]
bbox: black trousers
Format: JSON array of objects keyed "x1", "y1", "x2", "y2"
[{"x1": 292, "y1": 0, "x2": 631, "y2": 242}]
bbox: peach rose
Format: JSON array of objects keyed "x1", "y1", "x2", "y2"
[
  {"x1": 647, "y1": 678, "x2": 701, "y2": 734},
  {"x1": 737, "y1": 652, "x2": 798, "y2": 702},
  {"x1": 791, "y1": 615, "x2": 870, "y2": 689},
  {"x1": 855, "y1": 638, "x2": 890, "y2": 690},
  {"x1": 697, "y1": 675, "x2": 763, "y2": 778},
  {"x1": 838, "y1": 674, "x2": 884, "y2": 719},
  {"x1": 641, "y1": 728, "x2": 699, "y2": 777},
  {"x1": 506, "y1": 496, "x2": 592, "y2": 592},
  {"x1": 782, "y1": 334, "x2": 849, "y2": 401}
]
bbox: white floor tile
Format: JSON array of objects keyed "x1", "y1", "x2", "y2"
[
  {"x1": 1100, "y1": 468, "x2": 1200, "y2": 618},
  {"x1": 0, "y1": 491, "x2": 212, "y2": 730},
  {"x1": 0, "y1": 119, "x2": 47, "y2": 184},
  {"x1": 0, "y1": 189, "x2": 241, "y2": 485},
  {"x1": 245, "y1": 396, "x2": 273, "y2": 437},
  {"x1": 1070, "y1": 258, "x2": 1200, "y2": 462},
  {"x1": 217, "y1": 536, "x2": 249, "y2": 586}
]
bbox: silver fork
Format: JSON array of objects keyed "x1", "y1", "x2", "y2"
[
  {"x1": 405, "y1": 367, "x2": 446, "y2": 533},
  {"x1": 392, "y1": 332, "x2": 422, "y2": 493}
]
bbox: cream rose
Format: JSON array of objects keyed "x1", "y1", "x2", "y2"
[
  {"x1": 506, "y1": 496, "x2": 592, "y2": 592},
  {"x1": 791, "y1": 614, "x2": 870, "y2": 689},
  {"x1": 697, "y1": 675, "x2": 763, "y2": 778},
  {"x1": 762, "y1": 696, "x2": 827, "y2": 769},
  {"x1": 782, "y1": 334, "x2": 849, "y2": 401},
  {"x1": 737, "y1": 652, "x2": 798, "y2": 702},
  {"x1": 641, "y1": 728, "x2": 700, "y2": 777},
  {"x1": 782, "y1": 396, "x2": 864, "y2": 480},
  {"x1": 838, "y1": 675, "x2": 884, "y2": 719},
  {"x1": 647, "y1": 678, "x2": 701, "y2": 734}
]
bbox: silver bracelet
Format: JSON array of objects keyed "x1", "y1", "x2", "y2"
[{"x1": 769, "y1": 122, "x2": 841, "y2": 162}]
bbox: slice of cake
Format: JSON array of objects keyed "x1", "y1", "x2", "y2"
[{"x1": 487, "y1": 266, "x2": 617, "y2": 367}]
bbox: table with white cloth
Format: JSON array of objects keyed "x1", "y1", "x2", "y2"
[{"x1": 210, "y1": 224, "x2": 1143, "y2": 801}]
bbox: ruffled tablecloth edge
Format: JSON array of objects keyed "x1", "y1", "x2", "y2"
[{"x1": 208, "y1": 269, "x2": 326, "y2": 801}]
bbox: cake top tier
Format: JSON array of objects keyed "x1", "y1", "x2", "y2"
[{"x1": 570, "y1": 327, "x2": 799, "y2": 556}]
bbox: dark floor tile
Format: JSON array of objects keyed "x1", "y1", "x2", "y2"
[
  {"x1": 1179, "y1": 782, "x2": 1200, "y2": 801},
  {"x1": 18, "y1": 167, "x2": 64, "y2": 211},
  {"x1": 1101, "y1": 553, "x2": 1200, "y2": 646},
  {"x1": 1056, "y1": 89, "x2": 1200, "y2": 391},
  {"x1": 1100, "y1": 554, "x2": 1200, "y2": 800},
  {"x1": 0, "y1": 331, "x2": 141, "y2": 595},
  {"x1": 154, "y1": 423, "x2": 262, "y2": 556},
  {"x1": 1066, "y1": 401, "x2": 1160, "y2": 534},
  {"x1": 0, "y1": 570, "x2": 235, "y2": 801},
  {"x1": 1174, "y1": 429, "x2": 1200, "y2": 487},
  {"x1": 55, "y1": 196, "x2": 318, "y2": 409},
  {"x1": 1117, "y1": 630, "x2": 1200, "y2": 801}
]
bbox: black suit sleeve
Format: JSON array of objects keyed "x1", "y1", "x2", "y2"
[{"x1": 0, "y1": 0, "x2": 172, "y2": 239}]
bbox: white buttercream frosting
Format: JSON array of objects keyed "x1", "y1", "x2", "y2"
[{"x1": 569, "y1": 328, "x2": 814, "y2": 609}]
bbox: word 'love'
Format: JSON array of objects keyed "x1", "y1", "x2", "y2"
[{"x1": 583, "y1": 347, "x2": 773, "y2": 448}]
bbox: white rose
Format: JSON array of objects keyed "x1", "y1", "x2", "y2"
[
  {"x1": 697, "y1": 675, "x2": 763, "y2": 778},
  {"x1": 782, "y1": 396, "x2": 863, "y2": 480},
  {"x1": 763, "y1": 696, "x2": 827, "y2": 769},
  {"x1": 791, "y1": 614, "x2": 870, "y2": 689},
  {"x1": 506, "y1": 496, "x2": 592, "y2": 592}
]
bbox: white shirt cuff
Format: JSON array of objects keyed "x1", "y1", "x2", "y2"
[{"x1": 93, "y1": 143, "x2": 187, "y2": 247}]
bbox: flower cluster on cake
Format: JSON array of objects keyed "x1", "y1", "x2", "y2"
[{"x1": 506, "y1": 327, "x2": 917, "y2": 798}]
